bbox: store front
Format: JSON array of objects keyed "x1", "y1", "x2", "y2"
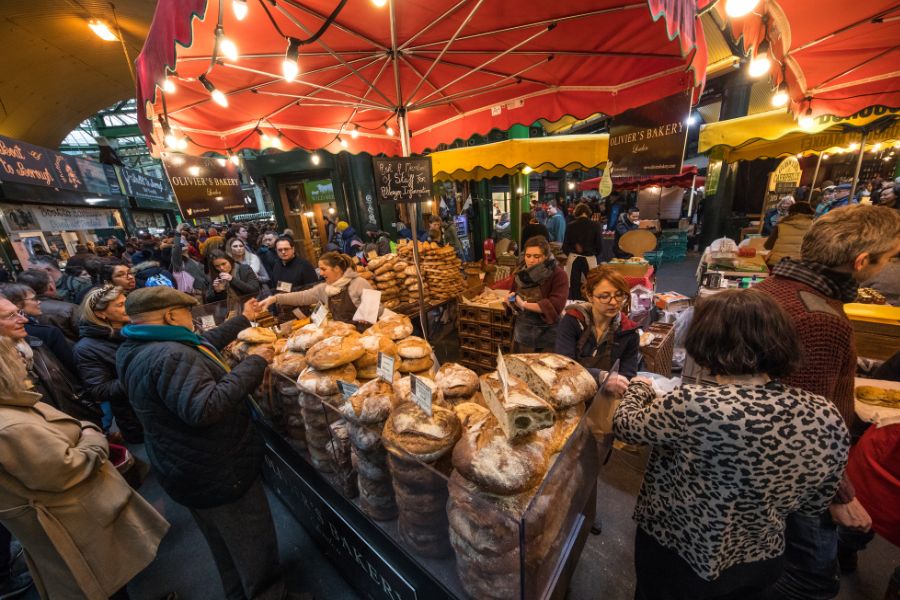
[{"x1": 118, "y1": 166, "x2": 179, "y2": 232}]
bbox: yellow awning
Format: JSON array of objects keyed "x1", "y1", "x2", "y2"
[
  {"x1": 430, "y1": 134, "x2": 608, "y2": 182},
  {"x1": 699, "y1": 108, "x2": 900, "y2": 162}
]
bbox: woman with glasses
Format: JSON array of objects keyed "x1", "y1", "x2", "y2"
[
  {"x1": 0, "y1": 283, "x2": 78, "y2": 377},
  {"x1": 74, "y1": 286, "x2": 144, "y2": 443},
  {"x1": 206, "y1": 250, "x2": 261, "y2": 316},
  {"x1": 554, "y1": 265, "x2": 640, "y2": 392},
  {"x1": 226, "y1": 236, "x2": 270, "y2": 284},
  {"x1": 506, "y1": 236, "x2": 569, "y2": 352}
]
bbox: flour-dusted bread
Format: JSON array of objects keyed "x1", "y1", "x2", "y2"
[
  {"x1": 393, "y1": 375, "x2": 445, "y2": 407},
  {"x1": 383, "y1": 402, "x2": 461, "y2": 463},
  {"x1": 237, "y1": 326, "x2": 277, "y2": 344},
  {"x1": 340, "y1": 378, "x2": 397, "y2": 424},
  {"x1": 435, "y1": 363, "x2": 479, "y2": 398},
  {"x1": 398, "y1": 355, "x2": 434, "y2": 373},
  {"x1": 296, "y1": 364, "x2": 358, "y2": 397},
  {"x1": 271, "y1": 351, "x2": 308, "y2": 379},
  {"x1": 536, "y1": 404, "x2": 585, "y2": 454},
  {"x1": 306, "y1": 332, "x2": 365, "y2": 370},
  {"x1": 396, "y1": 336, "x2": 431, "y2": 359},
  {"x1": 354, "y1": 333, "x2": 398, "y2": 369},
  {"x1": 479, "y1": 372, "x2": 555, "y2": 439},
  {"x1": 367, "y1": 314, "x2": 413, "y2": 340},
  {"x1": 452, "y1": 401, "x2": 491, "y2": 429},
  {"x1": 504, "y1": 353, "x2": 597, "y2": 408},
  {"x1": 287, "y1": 320, "x2": 357, "y2": 352}
]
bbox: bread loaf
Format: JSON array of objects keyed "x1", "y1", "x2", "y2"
[
  {"x1": 504, "y1": 353, "x2": 597, "y2": 408},
  {"x1": 396, "y1": 336, "x2": 431, "y2": 359},
  {"x1": 436, "y1": 363, "x2": 479, "y2": 398},
  {"x1": 383, "y1": 402, "x2": 461, "y2": 463},
  {"x1": 271, "y1": 352, "x2": 307, "y2": 379},
  {"x1": 354, "y1": 334, "x2": 398, "y2": 369},
  {"x1": 398, "y1": 355, "x2": 434, "y2": 373},
  {"x1": 339, "y1": 378, "x2": 397, "y2": 423},
  {"x1": 237, "y1": 327, "x2": 277, "y2": 344},
  {"x1": 296, "y1": 364, "x2": 357, "y2": 396},
  {"x1": 479, "y1": 372, "x2": 555, "y2": 439},
  {"x1": 306, "y1": 332, "x2": 365, "y2": 370}
]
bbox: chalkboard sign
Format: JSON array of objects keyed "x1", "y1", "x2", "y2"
[{"x1": 372, "y1": 156, "x2": 433, "y2": 204}]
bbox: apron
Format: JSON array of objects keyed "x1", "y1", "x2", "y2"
[
  {"x1": 513, "y1": 309, "x2": 557, "y2": 350},
  {"x1": 564, "y1": 253, "x2": 598, "y2": 280},
  {"x1": 327, "y1": 285, "x2": 358, "y2": 325}
]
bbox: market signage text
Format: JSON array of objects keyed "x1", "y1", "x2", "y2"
[{"x1": 608, "y1": 90, "x2": 691, "y2": 178}]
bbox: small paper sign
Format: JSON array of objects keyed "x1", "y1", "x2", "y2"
[
  {"x1": 377, "y1": 352, "x2": 395, "y2": 383},
  {"x1": 352, "y1": 288, "x2": 382, "y2": 324},
  {"x1": 409, "y1": 374, "x2": 433, "y2": 417},
  {"x1": 497, "y1": 348, "x2": 510, "y2": 403},
  {"x1": 292, "y1": 308, "x2": 306, "y2": 320},
  {"x1": 277, "y1": 281, "x2": 292, "y2": 293},
  {"x1": 200, "y1": 314, "x2": 216, "y2": 331},
  {"x1": 311, "y1": 303, "x2": 328, "y2": 327},
  {"x1": 337, "y1": 380, "x2": 359, "y2": 400}
]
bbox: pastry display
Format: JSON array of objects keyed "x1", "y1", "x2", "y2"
[
  {"x1": 856, "y1": 384, "x2": 900, "y2": 407},
  {"x1": 306, "y1": 332, "x2": 365, "y2": 370}
]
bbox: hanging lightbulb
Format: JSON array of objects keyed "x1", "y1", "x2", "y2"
[
  {"x1": 199, "y1": 74, "x2": 228, "y2": 107},
  {"x1": 372, "y1": 0, "x2": 387, "y2": 6},
  {"x1": 178, "y1": 136, "x2": 189, "y2": 151},
  {"x1": 270, "y1": 134, "x2": 282, "y2": 149},
  {"x1": 165, "y1": 132, "x2": 178, "y2": 148},
  {"x1": 216, "y1": 158, "x2": 227, "y2": 167},
  {"x1": 283, "y1": 38, "x2": 301, "y2": 82},
  {"x1": 725, "y1": 0, "x2": 759, "y2": 18},
  {"x1": 229, "y1": 152, "x2": 241, "y2": 166},
  {"x1": 189, "y1": 166, "x2": 201, "y2": 177},
  {"x1": 311, "y1": 153, "x2": 321, "y2": 165},
  {"x1": 385, "y1": 124, "x2": 395, "y2": 137},
  {"x1": 798, "y1": 107, "x2": 816, "y2": 130},
  {"x1": 162, "y1": 78, "x2": 176, "y2": 94},
  {"x1": 516, "y1": 187, "x2": 524, "y2": 194},
  {"x1": 567, "y1": 182, "x2": 575, "y2": 190},
  {"x1": 748, "y1": 49, "x2": 770, "y2": 78},
  {"x1": 232, "y1": 0, "x2": 248, "y2": 20},
  {"x1": 873, "y1": 143, "x2": 882, "y2": 152},
  {"x1": 771, "y1": 83, "x2": 788, "y2": 108},
  {"x1": 522, "y1": 166, "x2": 533, "y2": 175},
  {"x1": 338, "y1": 136, "x2": 348, "y2": 148},
  {"x1": 350, "y1": 126, "x2": 359, "y2": 139},
  {"x1": 88, "y1": 19, "x2": 118, "y2": 41},
  {"x1": 215, "y1": 26, "x2": 239, "y2": 62},
  {"x1": 822, "y1": 153, "x2": 830, "y2": 160}
]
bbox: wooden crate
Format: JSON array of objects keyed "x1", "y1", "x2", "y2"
[{"x1": 640, "y1": 322, "x2": 675, "y2": 377}]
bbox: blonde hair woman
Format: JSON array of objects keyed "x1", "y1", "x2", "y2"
[{"x1": 0, "y1": 330, "x2": 169, "y2": 599}]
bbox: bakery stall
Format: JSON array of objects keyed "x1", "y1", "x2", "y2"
[{"x1": 194, "y1": 298, "x2": 600, "y2": 600}]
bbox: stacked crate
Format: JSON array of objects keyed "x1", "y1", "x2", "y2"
[
  {"x1": 659, "y1": 230, "x2": 688, "y2": 263},
  {"x1": 457, "y1": 304, "x2": 514, "y2": 373}
]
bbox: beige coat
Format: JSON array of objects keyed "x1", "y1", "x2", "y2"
[
  {"x1": 766, "y1": 214, "x2": 814, "y2": 266},
  {"x1": 0, "y1": 391, "x2": 169, "y2": 599}
]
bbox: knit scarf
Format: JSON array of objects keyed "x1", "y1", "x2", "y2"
[
  {"x1": 324, "y1": 275, "x2": 353, "y2": 297},
  {"x1": 121, "y1": 324, "x2": 230, "y2": 372},
  {"x1": 771, "y1": 258, "x2": 859, "y2": 303},
  {"x1": 515, "y1": 258, "x2": 558, "y2": 302}
]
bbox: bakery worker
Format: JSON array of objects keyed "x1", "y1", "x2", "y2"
[
  {"x1": 269, "y1": 236, "x2": 319, "y2": 293},
  {"x1": 259, "y1": 251, "x2": 374, "y2": 324},
  {"x1": 116, "y1": 287, "x2": 298, "y2": 600},
  {"x1": 507, "y1": 235, "x2": 569, "y2": 352},
  {"x1": 613, "y1": 206, "x2": 641, "y2": 258},
  {"x1": 554, "y1": 265, "x2": 640, "y2": 392},
  {"x1": 562, "y1": 203, "x2": 603, "y2": 300}
]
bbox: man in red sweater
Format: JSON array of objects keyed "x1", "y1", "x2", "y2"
[{"x1": 756, "y1": 204, "x2": 900, "y2": 599}]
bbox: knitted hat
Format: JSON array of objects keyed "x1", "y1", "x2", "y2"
[
  {"x1": 337, "y1": 221, "x2": 349, "y2": 232},
  {"x1": 125, "y1": 286, "x2": 198, "y2": 316}
]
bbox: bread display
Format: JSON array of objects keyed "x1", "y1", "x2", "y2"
[
  {"x1": 396, "y1": 336, "x2": 431, "y2": 359},
  {"x1": 354, "y1": 334, "x2": 398, "y2": 370},
  {"x1": 479, "y1": 372, "x2": 555, "y2": 439},
  {"x1": 298, "y1": 391, "x2": 343, "y2": 473},
  {"x1": 398, "y1": 355, "x2": 434, "y2": 373},
  {"x1": 384, "y1": 403, "x2": 461, "y2": 557},
  {"x1": 306, "y1": 332, "x2": 365, "y2": 370},
  {"x1": 856, "y1": 384, "x2": 900, "y2": 407},
  {"x1": 504, "y1": 353, "x2": 598, "y2": 408},
  {"x1": 436, "y1": 363, "x2": 480, "y2": 400},
  {"x1": 326, "y1": 419, "x2": 358, "y2": 498},
  {"x1": 237, "y1": 326, "x2": 277, "y2": 344},
  {"x1": 296, "y1": 364, "x2": 357, "y2": 397},
  {"x1": 277, "y1": 380, "x2": 306, "y2": 452},
  {"x1": 367, "y1": 314, "x2": 414, "y2": 340},
  {"x1": 271, "y1": 352, "x2": 308, "y2": 379},
  {"x1": 287, "y1": 320, "x2": 358, "y2": 352}
]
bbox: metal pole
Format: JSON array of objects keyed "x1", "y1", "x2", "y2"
[
  {"x1": 686, "y1": 173, "x2": 697, "y2": 217},
  {"x1": 399, "y1": 111, "x2": 429, "y2": 338},
  {"x1": 849, "y1": 130, "x2": 868, "y2": 201},
  {"x1": 810, "y1": 152, "x2": 823, "y2": 190}
]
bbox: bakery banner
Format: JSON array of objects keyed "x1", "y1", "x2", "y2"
[
  {"x1": 372, "y1": 156, "x2": 433, "y2": 204},
  {"x1": 120, "y1": 167, "x2": 170, "y2": 202},
  {"x1": 608, "y1": 90, "x2": 691, "y2": 178},
  {"x1": 0, "y1": 203, "x2": 122, "y2": 232},
  {"x1": 0, "y1": 134, "x2": 61, "y2": 188},
  {"x1": 162, "y1": 153, "x2": 247, "y2": 218}
]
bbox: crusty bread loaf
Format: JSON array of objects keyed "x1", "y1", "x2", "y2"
[
  {"x1": 436, "y1": 363, "x2": 480, "y2": 398},
  {"x1": 393, "y1": 375, "x2": 445, "y2": 407},
  {"x1": 296, "y1": 364, "x2": 357, "y2": 396},
  {"x1": 383, "y1": 402, "x2": 461, "y2": 463},
  {"x1": 504, "y1": 353, "x2": 597, "y2": 408},
  {"x1": 306, "y1": 332, "x2": 365, "y2": 370},
  {"x1": 398, "y1": 355, "x2": 434, "y2": 373},
  {"x1": 479, "y1": 372, "x2": 555, "y2": 439},
  {"x1": 339, "y1": 378, "x2": 397, "y2": 424},
  {"x1": 367, "y1": 314, "x2": 413, "y2": 340},
  {"x1": 396, "y1": 336, "x2": 431, "y2": 359},
  {"x1": 453, "y1": 401, "x2": 491, "y2": 429},
  {"x1": 287, "y1": 320, "x2": 357, "y2": 352},
  {"x1": 237, "y1": 326, "x2": 277, "y2": 344},
  {"x1": 271, "y1": 351, "x2": 307, "y2": 379},
  {"x1": 273, "y1": 338, "x2": 288, "y2": 354},
  {"x1": 354, "y1": 334, "x2": 398, "y2": 369}
]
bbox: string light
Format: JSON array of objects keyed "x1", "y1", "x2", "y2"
[
  {"x1": 88, "y1": 19, "x2": 118, "y2": 41},
  {"x1": 567, "y1": 182, "x2": 575, "y2": 190},
  {"x1": 725, "y1": 0, "x2": 758, "y2": 17},
  {"x1": 873, "y1": 143, "x2": 882, "y2": 152},
  {"x1": 350, "y1": 126, "x2": 359, "y2": 139},
  {"x1": 269, "y1": 134, "x2": 282, "y2": 149},
  {"x1": 798, "y1": 108, "x2": 816, "y2": 130},
  {"x1": 385, "y1": 124, "x2": 395, "y2": 137},
  {"x1": 771, "y1": 83, "x2": 788, "y2": 108},
  {"x1": 748, "y1": 43, "x2": 771, "y2": 78},
  {"x1": 283, "y1": 38, "x2": 301, "y2": 82},
  {"x1": 189, "y1": 166, "x2": 201, "y2": 177},
  {"x1": 162, "y1": 78, "x2": 176, "y2": 94},
  {"x1": 216, "y1": 25, "x2": 239, "y2": 62},
  {"x1": 822, "y1": 153, "x2": 829, "y2": 160},
  {"x1": 372, "y1": 0, "x2": 387, "y2": 6},
  {"x1": 848, "y1": 142, "x2": 860, "y2": 151},
  {"x1": 686, "y1": 114, "x2": 698, "y2": 126},
  {"x1": 232, "y1": 0, "x2": 248, "y2": 20},
  {"x1": 217, "y1": 158, "x2": 227, "y2": 167},
  {"x1": 522, "y1": 166, "x2": 533, "y2": 174},
  {"x1": 311, "y1": 153, "x2": 321, "y2": 165},
  {"x1": 199, "y1": 74, "x2": 228, "y2": 107},
  {"x1": 338, "y1": 136, "x2": 348, "y2": 148},
  {"x1": 229, "y1": 152, "x2": 241, "y2": 166}
]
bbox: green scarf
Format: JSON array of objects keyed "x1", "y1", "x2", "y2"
[{"x1": 121, "y1": 324, "x2": 204, "y2": 345}]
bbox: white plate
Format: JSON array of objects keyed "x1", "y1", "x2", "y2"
[{"x1": 854, "y1": 377, "x2": 900, "y2": 426}]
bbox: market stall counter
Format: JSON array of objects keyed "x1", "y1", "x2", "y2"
[{"x1": 195, "y1": 298, "x2": 600, "y2": 600}]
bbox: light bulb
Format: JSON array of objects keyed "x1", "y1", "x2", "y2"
[
  {"x1": 522, "y1": 166, "x2": 533, "y2": 174},
  {"x1": 798, "y1": 115, "x2": 816, "y2": 130},
  {"x1": 232, "y1": 0, "x2": 248, "y2": 20},
  {"x1": 372, "y1": 0, "x2": 387, "y2": 6},
  {"x1": 339, "y1": 136, "x2": 348, "y2": 148},
  {"x1": 771, "y1": 87, "x2": 788, "y2": 108},
  {"x1": 385, "y1": 125, "x2": 394, "y2": 137},
  {"x1": 328, "y1": 207, "x2": 335, "y2": 215},
  {"x1": 748, "y1": 52, "x2": 770, "y2": 78},
  {"x1": 351, "y1": 127, "x2": 359, "y2": 139},
  {"x1": 211, "y1": 89, "x2": 228, "y2": 107},
  {"x1": 189, "y1": 166, "x2": 201, "y2": 177},
  {"x1": 795, "y1": 153, "x2": 803, "y2": 159},
  {"x1": 725, "y1": 0, "x2": 759, "y2": 18},
  {"x1": 822, "y1": 153, "x2": 829, "y2": 160},
  {"x1": 163, "y1": 78, "x2": 176, "y2": 94},
  {"x1": 311, "y1": 153, "x2": 321, "y2": 165},
  {"x1": 567, "y1": 182, "x2": 575, "y2": 190},
  {"x1": 219, "y1": 36, "x2": 239, "y2": 62},
  {"x1": 229, "y1": 154, "x2": 240, "y2": 166},
  {"x1": 216, "y1": 158, "x2": 227, "y2": 167},
  {"x1": 270, "y1": 134, "x2": 282, "y2": 149},
  {"x1": 686, "y1": 114, "x2": 698, "y2": 126},
  {"x1": 88, "y1": 19, "x2": 118, "y2": 41},
  {"x1": 283, "y1": 38, "x2": 301, "y2": 82},
  {"x1": 165, "y1": 133, "x2": 178, "y2": 148},
  {"x1": 516, "y1": 187, "x2": 523, "y2": 194},
  {"x1": 873, "y1": 143, "x2": 882, "y2": 151},
  {"x1": 849, "y1": 142, "x2": 860, "y2": 151},
  {"x1": 177, "y1": 137, "x2": 189, "y2": 151}
]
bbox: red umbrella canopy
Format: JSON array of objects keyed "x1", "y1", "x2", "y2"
[
  {"x1": 579, "y1": 165, "x2": 702, "y2": 191},
  {"x1": 724, "y1": 1, "x2": 900, "y2": 118},
  {"x1": 136, "y1": 0, "x2": 711, "y2": 157}
]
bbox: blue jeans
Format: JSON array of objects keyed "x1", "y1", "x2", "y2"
[{"x1": 771, "y1": 512, "x2": 840, "y2": 600}]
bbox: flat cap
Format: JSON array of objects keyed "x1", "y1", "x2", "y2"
[{"x1": 125, "y1": 286, "x2": 199, "y2": 316}]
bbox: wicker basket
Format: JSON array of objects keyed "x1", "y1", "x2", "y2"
[{"x1": 640, "y1": 322, "x2": 675, "y2": 377}]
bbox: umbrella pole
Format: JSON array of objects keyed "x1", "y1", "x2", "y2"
[
  {"x1": 848, "y1": 130, "x2": 868, "y2": 201},
  {"x1": 687, "y1": 173, "x2": 697, "y2": 217},
  {"x1": 810, "y1": 153, "x2": 823, "y2": 190},
  {"x1": 399, "y1": 111, "x2": 429, "y2": 339}
]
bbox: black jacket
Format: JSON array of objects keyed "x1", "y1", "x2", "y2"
[
  {"x1": 116, "y1": 316, "x2": 268, "y2": 508},
  {"x1": 207, "y1": 262, "x2": 260, "y2": 302},
  {"x1": 562, "y1": 217, "x2": 603, "y2": 256},
  {"x1": 270, "y1": 256, "x2": 319, "y2": 292},
  {"x1": 74, "y1": 322, "x2": 144, "y2": 443},
  {"x1": 25, "y1": 318, "x2": 77, "y2": 376},
  {"x1": 554, "y1": 304, "x2": 641, "y2": 381},
  {"x1": 36, "y1": 295, "x2": 80, "y2": 342},
  {"x1": 257, "y1": 246, "x2": 278, "y2": 279},
  {"x1": 26, "y1": 336, "x2": 101, "y2": 425},
  {"x1": 522, "y1": 222, "x2": 550, "y2": 245}
]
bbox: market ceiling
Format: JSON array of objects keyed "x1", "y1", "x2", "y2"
[{"x1": 0, "y1": 0, "x2": 156, "y2": 148}]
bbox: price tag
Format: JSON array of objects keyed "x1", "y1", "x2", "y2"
[
  {"x1": 377, "y1": 352, "x2": 395, "y2": 383},
  {"x1": 497, "y1": 348, "x2": 510, "y2": 403},
  {"x1": 277, "y1": 281, "x2": 292, "y2": 293},
  {"x1": 199, "y1": 314, "x2": 216, "y2": 331},
  {"x1": 292, "y1": 308, "x2": 306, "y2": 320},
  {"x1": 409, "y1": 374, "x2": 433, "y2": 417},
  {"x1": 311, "y1": 303, "x2": 328, "y2": 327},
  {"x1": 337, "y1": 380, "x2": 359, "y2": 400}
]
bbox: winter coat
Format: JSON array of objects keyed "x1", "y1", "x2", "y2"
[
  {"x1": 25, "y1": 317, "x2": 78, "y2": 376},
  {"x1": 554, "y1": 304, "x2": 641, "y2": 380},
  {"x1": 24, "y1": 336, "x2": 101, "y2": 426},
  {"x1": 116, "y1": 316, "x2": 269, "y2": 508},
  {"x1": 131, "y1": 261, "x2": 175, "y2": 289},
  {"x1": 546, "y1": 212, "x2": 567, "y2": 243},
  {"x1": 237, "y1": 251, "x2": 269, "y2": 283},
  {"x1": 340, "y1": 227, "x2": 363, "y2": 255},
  {"x1": 765, "y1": 214, "x2": 814, "y2": 266},
  {"x1": 56, "y1": 274, "x2": 92, "y2": 305},
  {"x1": 522, "y1": 222, "x2": 550, "y2": 245},
  {"x1": 0, "y1": 391, "x2": 168, "y2": 600},
  {"x1": 563, "y1": 217, "x2": 603, "y2": 256},
  {"x1": 35, "y1": 295, "x2": 80, "y2": 342},
  {"x1": 257, "y1": 246, "x2": 278, "y2": 279},
  {"x1": 73, "y1": 322, "x2": 144, "y2": 443}
]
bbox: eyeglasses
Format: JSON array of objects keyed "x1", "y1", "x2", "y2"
[
  {"x1": 592, "y1": 291, "x2": 629, "y2": 304},
  {"x1": 0, "y1": 309, "x2": 27, "y2": 321}
]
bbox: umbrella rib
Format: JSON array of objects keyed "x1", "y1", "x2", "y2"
[
  {"x1": 810, "y1": 45, "x2": 900, "y2": 91},
  {"x1": 405, "y1": 3, "x2": 645, "y2": 51},
  {"x1": 254, "y1": 90, "x2": 388, "y2": 111},
  {"x1": 415, "y1": 25, "x2": 553, "y2": 106},
  {"x1": 412, "y1": 55, "x2": 550, "y2": 86},
  {"x1": 276, "y1": 0, "x2": 389, "y2": 51},
  {"x1": 399, "y1": 0, "x2": 470, "y2": 51},
  {"x1": 812, "y1": 68, "x2": 900, "y2": 95},
  {"x1": 274, "y1": 2, "x2": 395, "y2": 107},
  {"x1": 389, "y1": 0, "x2": 403, "y2": 111},
  {"x1": 788, "y1": 6, "x2": 900, "y2": 55},
  {"x1": 407, "y1": 0, "x2": 485, "y2": 104},
  {"x1": 412, "y1": 50, "x2": 684, "y2": 59},
  {"x1": 399, "y1": 55, "x2": 463, "y2": 115}
]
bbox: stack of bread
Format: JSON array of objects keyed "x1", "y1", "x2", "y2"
[
  {"x1": 446, "y1": 354, "x2": 597, "y2": 599},
  {"x1": 339, "y1": 378, "x2": 399, "y2": 520},
  {"x1": 395, "y1": 336, "x2": 436, "y2": 379},
  {"x1": 225, "y1": 326, "x2": 278, "y2": 363},
  {"x1": 420, "y1": 244, "x2": 465, "y2": 301},
  {"x1": 384, "y1": 393, "x2": 461, "y2": 558},
  {"x1": 434, "y1": 363, "x2": 482, "y2": 406},
  {"x1": 361, "y1": 254, "x2": 411, "y2": 309}
]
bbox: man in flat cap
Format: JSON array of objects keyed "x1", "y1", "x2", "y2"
[{"x1": 116, "y1": 287, "x2": 289, "y2": 600}]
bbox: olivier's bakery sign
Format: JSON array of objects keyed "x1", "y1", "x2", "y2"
[
  {"x1": 162, "y1": 153, "x2": 246, "y2": 218},
  {"x1": 608, "y1": 90, "x2": 691, "y2": 179}
]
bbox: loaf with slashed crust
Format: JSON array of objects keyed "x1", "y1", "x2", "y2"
[
  {"x1": 367, "y1": 314, "x2": 413, "y2": 340},
  {"x1": 479, "y1": 372, "x2": 555, "y2": 439},
  {"x1": 504, "y1": 353, "x2": 597, "y2": 408},
  {"x1": 435, "y1": 363, "x2": 480, "y2": 398},
  {"x1": 296, "y1": 364, "x2": 357, "y2": 396},
  {"x1": 306, "y1": 332, "x2": 365, "y2": 370}
]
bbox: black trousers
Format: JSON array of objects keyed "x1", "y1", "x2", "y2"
[
  {"x1": 634, "y1": 528, "x2": 782, "y2": 600},
  {"x1": 189, "y1": 478, "x2": 285, "y2": 600}
]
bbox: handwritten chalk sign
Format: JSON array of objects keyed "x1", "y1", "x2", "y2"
[
  {"x1": 409, "y1": 374, "x2": 433, "y2": 417},
  {"x1": 372, "y1": 157, "x2": 434, "y2": 205}
]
